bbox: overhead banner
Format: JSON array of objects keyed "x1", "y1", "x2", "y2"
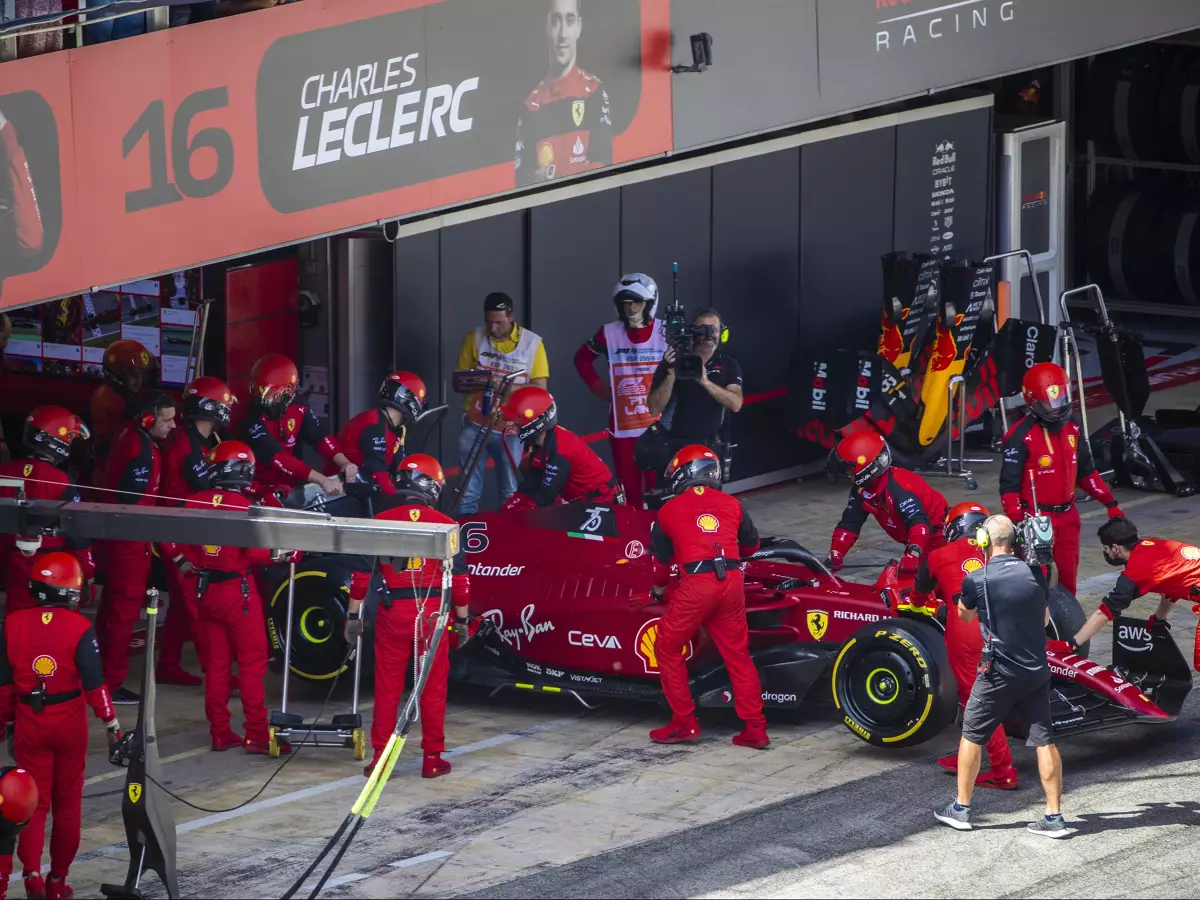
[{"x1": 0, "y1": 0, "x2": 671, "y2": 310}]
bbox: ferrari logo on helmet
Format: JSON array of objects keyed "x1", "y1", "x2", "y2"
[
  {"x1": 696, "y1": 514, "x2": 719, "y2": 533},
  {"x1": 408, "y1": 509, "x2": 421, "y2": 522},
  {"x1": 1047, "y1": 384, "x2": 1060, "y2": 400},
  {"x1": 140, "y1": 351, "x2": 149, "y2": 366},
  {"x1": 128, "y1": 784, "x2": 143, "y2": 805},
  {"x1": 670, "y1": 457, "x2": 679, "y2": 470},
  {"x1": 31, "y1": 655, "x2": 56, "y2": 676},
  {"x1": 572, "y1": 100, "x2": 585, "y2": 127},
  {"x1": 23, "y1": 464, "x2": 32, "y2": 477},
  {"x1": 962, "y1": 558, "x2": 983, "y2": 574},
  {"x1": 634, "y1": 619, "x2": 692, "y2": 674},
  {"x1": 40, "y1": 612, "x2": 53, "y2": 626},
  {"x1": 1038, "y1": 455, "x2": 1052, "y2": 468},
  {"x1": 806, "y1": 610, "x2": 829, "y2": 641}
]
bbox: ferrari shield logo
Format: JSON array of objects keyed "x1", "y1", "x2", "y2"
[
  {"x1": 572, "y1": 100, "x2": 585, "y2": 127},
  {"x1": 128, "y1": 783, "x2": 142, "y2": 805},
  {"x1": 807, "y1": 610, "x2": 829, "y2": 641},
  {"x1": 1068, "y1": 434, "x2": 1076, "y2": 449},
  {"x1": 23, "y1": 464, "x2": 32, "y2": 477},
  {"x1": 408, "y1": 509, "x2": 421, "y2": 522},
  {"x1": 40, "y1": 612, "x2": 53, "y2": 626},
  {"x1": 286, "y1": 418, "x2": 297, "y2": 434},
  {"x1": 1047, "y1": 384, "x2": 1060, "y2": 400},
  {"x1": 211, "y1": 495, "x2": 222, "y2": 507}
]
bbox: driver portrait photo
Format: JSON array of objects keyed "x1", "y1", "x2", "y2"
[
  {"x1": 515, "y1": 0, "x2": 613, "y2": 187},
  {"x1": 0, "y1": 102, "x2": 44, "y2": 300}
]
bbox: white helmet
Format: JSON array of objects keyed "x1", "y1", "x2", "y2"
[{"x1": 612, "y1": 273, "x2": 659, "y2": 324}]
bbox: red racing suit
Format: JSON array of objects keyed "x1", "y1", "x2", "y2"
[
  {"x1": 169, "y1": 489, "x2": 274, "y2": 742},
  {"x1": 1000, "y1": 415, "x2": 1119, "y2": 595},
  {"x1": 243, "y1": 402, "x2": 341, "y2": 492},
  {"x1": 505, "y1": 426, "x2": 621, "y2": 509},
  {"x1": 912, "y1": 540, "x2": 1012, "y2": 770},
  {"x1": 830, "y1": 468, "x2": 948, "y2": 563},
  {"x1": 649, "y1": 485, "x2": 765, "y2": 725},
  {"x1": 574, "y1": 321, "x2": 659, "y2": 508},
  {"x1": 96, "y1": 423, "x2": 161, "y2": 691},
  {"x1": 515, "y1": 66, "x2": 612, "y2": 187},
  {"x1": 1098, "y1": 537, "x2": 1200, "y2": 673},
  {"x1": 349, "y1": 504, "x2": 469, "y2": 756},
  {"x1": 157, "y1": 423, "x2": 217, "y2": 672},
  {"x1": 0, "y1": 113, "x2": 44, "y2": 278},
  {"x1": 0, "y1": 604, "x2": 114, "y2": 881},
  {"x1": 88, "y1": 384, "x2": 138, "y2": 456},
  {"x1": 0, "y1": 459, "x2": 94, "y2": 618},
  {"x1": 327, "y1": 409, "x2": 404, "y2": 494}
]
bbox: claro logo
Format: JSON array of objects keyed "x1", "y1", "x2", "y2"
[
  {"x1": 876, "y1": 0, "x2": 1016, "y2": 54},
  {"x1": 1024, "y1": 325, "x2": 1041, "y2": 369}
]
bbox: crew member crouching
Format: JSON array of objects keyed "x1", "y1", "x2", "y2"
[
  {"x1": 647, "y1": 445, "x2": 768, "y2": 749},
  {"x1": 331, "y1": 371, "x2": 427, "y2": 493},
  {"x1": 345, "y1": 454, "x2": 470, "y2": 780},
  {"x1": 500, "y1": 386, "x2": 623, "y2": 510},
  {"x1": 0, "y1": 552, "x2": 120, "y2": 899}
]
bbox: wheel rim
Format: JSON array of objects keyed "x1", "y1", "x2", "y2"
[
  {"x1": 843, "y1": 649, "x2": 922, "y2": 728},
  {"x1": 299, "y1": 606, "x2": 334, "y2": 645}
]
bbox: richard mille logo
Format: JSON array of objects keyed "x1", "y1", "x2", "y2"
[{"x1": 875, "y1": 0, "x2": 1016, "y2": 53}]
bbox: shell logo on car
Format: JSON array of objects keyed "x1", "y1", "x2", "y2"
[
  {"x1": 635, "y1": 619, "x2": 692, "y2": 674},
  {"x1": 696, "y1": 514, "x2": 719, "y2": 533}
]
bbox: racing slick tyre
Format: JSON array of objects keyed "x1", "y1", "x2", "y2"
[
  {"x1": 832, "y1": 618, "x2": 958, "y2": 749},
  {"x1": 265, "y1": 561, "x2": 358, "y2": 683},
  {"x1": 1047, "y1": 585, "x2": 1090, "y2": 658}
]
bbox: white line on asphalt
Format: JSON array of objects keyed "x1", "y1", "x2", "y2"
[
  {"x1": 391, "y1": 850, "x2": 454, "y2": 868},
  {"x1": 304, "y1": 873, "x2": 368, "y2": 892}
]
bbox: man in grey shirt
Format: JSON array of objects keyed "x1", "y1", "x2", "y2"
[{"x1": 934, "y1": 515, "x2": 1069, "y2": 838}]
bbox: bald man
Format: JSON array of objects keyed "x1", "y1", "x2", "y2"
[{"x1": 935, "y1": 515, "x2": 1067, "y2": 838}]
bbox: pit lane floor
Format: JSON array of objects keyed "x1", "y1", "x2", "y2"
[{"x1": 22, "y1": 390, "x2": 1200, "y2": 899}]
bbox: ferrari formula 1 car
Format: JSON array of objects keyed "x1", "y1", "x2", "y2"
[{"x1": 262, "y1": 500, "x2": 1193, "y2": 749}]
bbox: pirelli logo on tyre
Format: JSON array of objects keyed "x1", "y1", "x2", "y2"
[
  {"x1": 878, "y1": 629, "x2": 929, "y2": 670},
  {"x1": 843, "y1": 716, "x2": 871, "y2": 742}
]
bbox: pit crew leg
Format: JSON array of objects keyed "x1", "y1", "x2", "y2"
[
  {"x1": 48, "y1": 730, "x2": 86, "y2": 881},
  {"x1": 654, "y1": 581, "x2": 714, "y2": 721},
  {"x1": 15, "y1": 734, "x2": 52, "y2": 876},
  {"x1": 229, "y1": 586, "x2": 270, "y2": 744},
  {"x1": 158, "y1": 559, "x2": 199, "y2": 681},
  {"x1": 98, "y1": 541, "x2": 152, "y2": 690},
  {"x1": 369, "y1": 607, "x2": 414, "y2": 754},
  {"x1": 609, "y1": 436, "x2": 646, "y2": 509},
  {"x1": 416, "y1": 616, "x2": 451, "y2": 755},
  {"x1": 1051, "y1": 509, "x2": 1081, "y2": 596},
  {"x1": 706, "y1": 574, "x2": 765, "y2": 727},
  {"x1": 196, "y1": 611, "x2": 234, "y2": 740}
]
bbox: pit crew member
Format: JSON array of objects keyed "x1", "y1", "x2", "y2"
[
  {"x1": 329, "y1": 371, "x2": 426, "y2": 493},
  {"x1": 243, "y1": 354, "x2": 356, "y2": 499},
  {"x1": 826, "y1": 431, "x2": 948, "y2": 575},
  {"x1": 157, "y1": 376, "x2": 237, "y2": 688},
  {"x1": 0, "y1": 767, "x2": 39, "y2": 900},
  {"x1": 0, "y1": 407, "x2": 94, "y2": 620},
  {"x1": 911, "y1": 502, "x2": 1018, "y2": 790},
  {"x1": 345, "y1": 454, "x2": 469, "y2": 780},
  {"x1": 1000, "y1": 362, "x2": 1124, "y2": 595},
  {"x1": 515, "y1": 0, "x2": 612, "y2": 186},
  {"x1": 1063, "y1": 516, "x2": 1200, "y2": 672},
  {"x1": 500, "y1": 386, "x2": 622, "y2": 509},
  {"x1": 88, "y1": 339, "x2": 156, "y2": 453},
  {"x1": 167, "y1": 442, "x2": 291, "y2": 755},
  {"x1": 574, "y1": 273, "x2": 665, "y2": 508},
  {"x1": 0, "y1": 552, "x2": 120, "y2": 899},
  {"x1": 647, "y1": 445, "x2": 768, "y2": 747},
  {"x1": 935, "y1": 516, "x2": 1067, "y2": 838},
  {"x1": 95, "y1": 394, "x2": 176, "y2": 705},
  {"x1": 455, "y1": 292, "x2": 548, "y2": 513}
]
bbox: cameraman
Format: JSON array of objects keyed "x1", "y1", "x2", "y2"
[
  {"x1": 935, "y1": 516, "x2": 1069, "y2": 838},
  {"x1": 643, "y1": 310, "x2": 742, "y2": 473}
]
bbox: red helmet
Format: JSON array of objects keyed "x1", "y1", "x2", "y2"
[
  {"x1": 944, "y1": 501, "x2": 990, "y2": 544},
  {"x1": 184, "y1": 376, "x2": 236, "y2": 428},
  {"x1": 1022, "y1": 362, "x2": 1071, "y2": 424},
  {"x1": 835, "y1": 430, "x2": 891, "y2": 489},
  {"x1": 392, "y1": 453, "x2": 446, "y2": 506},
  {"x1": 208, "y1": 440, "x2": 256, "y2": 489},
  {"x1": 30, "y1": 551, "x2": 84, "y2": 610},
  {"x1": 501, "y1": 386, "x2": 557, "y2": 443},
  {"x1": 103, "y1": 339, "x2": 156, "y2": 394},
  {"x1": 23, "y1": 406, "x2": 89, "y2": 466},
  {"x1": 0, "y1": 767, "x2": 38, "y2": 829},
  {"x1": 378, "y1": 371, "x2": 427, "y2": 424},
  {"x1": 664, "y1": 444, "x2": 722, "y2": 494},
  {"x1": 249, "y1": 354, "x2": 299, "y2": 418}
]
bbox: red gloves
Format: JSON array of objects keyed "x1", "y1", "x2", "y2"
[
  {"x1": 826, "y1": 528, "x2": 856, "y2": 571},
  {"x1": 824, "y1": 551, "x2": 844, "y2": 572},
  {"x1": 1045, "y1": 639, "x2": 1076, "y2": 656},
  {"x1": 503, "y1": 492, "x2": 537, "y2": 512},
  {"x1": 898, "y1": 550, "x2": 921, "y2": 577}
]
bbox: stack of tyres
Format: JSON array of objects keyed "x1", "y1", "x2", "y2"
[{"x1": 1158, "y1": 46, "x2": 1200, "y2": 165}]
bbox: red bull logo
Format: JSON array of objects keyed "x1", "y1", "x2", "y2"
[
  {"x1": 929, "y1": 325, "x2": 958, "y2": 372},
  {"x1": 878, "y1": 312, "x2": 903, "y2": 363}
]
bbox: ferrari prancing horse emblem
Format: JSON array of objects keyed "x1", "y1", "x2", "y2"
[
  {"x1": 572, "y1": 100, "x2": 585, "y2": 127},
  {"x1": 807, "y1": 610, "x2": 829, "y2": 641}
]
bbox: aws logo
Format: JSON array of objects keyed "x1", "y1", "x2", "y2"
[{"x1": 634, "y1": 619, "x2": 693, "y2": 675}]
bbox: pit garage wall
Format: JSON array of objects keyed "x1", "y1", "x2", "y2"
[{"x1": 393, "y1": 98, "x2": 992, "y2": 490}]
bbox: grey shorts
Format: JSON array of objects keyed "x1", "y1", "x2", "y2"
[{"x1": 962, "y1": 672, "x2": 1053, "y2": 748}]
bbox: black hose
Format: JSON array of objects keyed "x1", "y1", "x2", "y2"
[{"x1": 748, "y1": 544, "x2": 833, "y2": 578}]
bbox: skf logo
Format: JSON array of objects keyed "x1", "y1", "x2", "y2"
[
  {"x1": 128, "y1": 783, "x2": 143, "y2": 804},
  {"x1": 1181, "y1": 545, "x2": 1200, "y2": 561},
  {"x1": 1038, "y1": 455, "x2": 1052, "y2": 468},
  {"x1": 962, "y1": 558, "x2": 983, "y2": 574},
  {"x1": 696, "y1": 514, "x2": 719, "y2": 533},
  {"x1": 572, "y1": 100, "x2": 585, "y2": 127},
  {"x1": 22, "y1": 464, "x2": 32, "y2": 477},
  {"x1": 634, "y1": 619, "x2": 692, "y2": 674},
  {"x1": 408, "y1": 509, "x2": 421, "y2": 522},
  {"x1": 32, "y1": 655, "x2": 57, "y2": 677},
  {"x1": 807, "y1": 610, "x2": 829, "y2": 640},
  {"x1": 40, "y1": 612, "x2": 53, "y2": 625}
]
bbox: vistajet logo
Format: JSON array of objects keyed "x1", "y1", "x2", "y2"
[{"x1": 875, "y1": 0, "x2": 1016, "y2": 53}]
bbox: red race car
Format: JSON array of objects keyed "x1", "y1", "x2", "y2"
[{"x1": 263, "y1": 500, "x2": 1192, "y2": 749}]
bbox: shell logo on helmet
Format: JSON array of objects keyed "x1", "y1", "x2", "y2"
[
  {"x1": 696, "y1": 514, "x2": 719, "y2": 533},
  {"x1": 31, "y1": 655, "x2": 56, "y2": 677}
]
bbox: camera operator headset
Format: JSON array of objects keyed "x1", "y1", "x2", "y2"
[{"x1": 640, "y1": 308, "x2": 740, "y2": 484}]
